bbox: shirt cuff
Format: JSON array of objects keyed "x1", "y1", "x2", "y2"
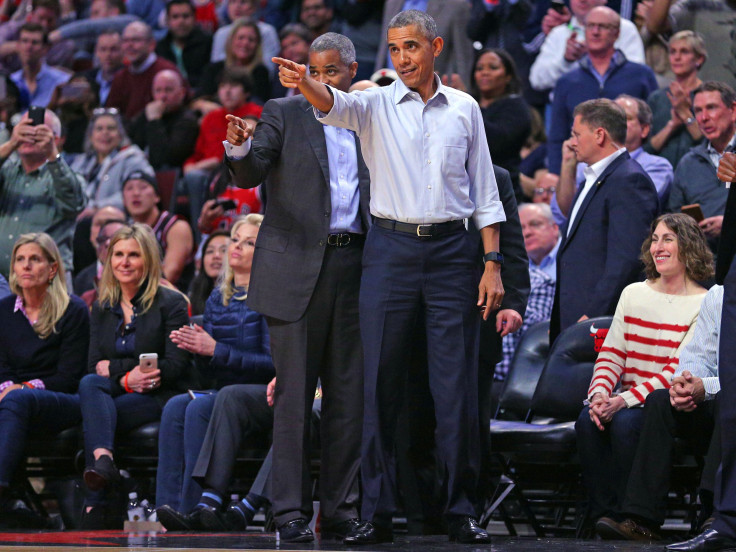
[
  {"x1": 0, "y1": 380, "x2": 14, "y2": 392},
  {"x1": 27, "y1": 378, "x2": 45, "y2": 390},
  {"x1": 472, "y1": 199, "x2": 507, "y2": 230},
  {"x1": 223, "y1": 139, "x2": 251, "y2": 160},
  {"x1": 703, "y1": 377, "x2": 720, "y2": 400}
]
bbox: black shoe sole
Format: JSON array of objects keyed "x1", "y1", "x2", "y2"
[{"x1": 83, "y1": 469, "x2": 110, "y2": 492}]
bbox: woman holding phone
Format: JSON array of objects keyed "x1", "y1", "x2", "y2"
[{"x1": 77, "y1": 223, "x2": 190, "y2": 529}]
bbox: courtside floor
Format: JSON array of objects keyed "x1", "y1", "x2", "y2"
[{"x1": 0, "y1": 531, "x2": 673, "y2": 551}]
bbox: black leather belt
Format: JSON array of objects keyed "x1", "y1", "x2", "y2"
[
  {"x1": 373, "y1": 217, "x2": 465, "y2": 237},
  {"x1": 326, "y1": 233, "x2": 364, "y2": 247}
]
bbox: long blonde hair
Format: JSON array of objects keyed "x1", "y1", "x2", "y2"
[
  {"x1": 9, "y1": 233, "x2": 69, "y2": 339},
  {"x1": 225, "y1": 17, "x2": 263, "y2": 73},
  {"x1": 218, "y1": 214, "x2": 262, "y2": 306},
  {"x1": 98, "y1": 223, "x2": 162, "y2": 313}
]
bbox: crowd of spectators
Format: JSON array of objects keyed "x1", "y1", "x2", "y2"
[{"x1": 0, "y1": 0, "x2": 735, "y2": 543}]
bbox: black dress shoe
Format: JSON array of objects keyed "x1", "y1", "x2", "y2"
[
  {"x1": 448, "y1": 516, "x2": 491, "y2": 544},
  {"x1": 321, "y1": 518, "x2": 362, "y2": 540},
  {"x1": 278, "y1": 518, "x2": 314, "y2": 543},
  {"x1": 343, "y1": 520, "x2": 393, "y2": 545},
  {"x1": 156, "y1": 505, "x2": 208, "y2": 531},
  {"x1": 199, "y1": 504, "x2": 232, "y2": 531},
  {"x1": 666, "y1": 529, "x2": 736, "y2": 551},
  {"x1": 83, "y1": 455, "x2": 120, "y2": 491}
]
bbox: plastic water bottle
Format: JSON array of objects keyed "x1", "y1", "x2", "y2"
[
  {"x1": 140, "y1": 498, "x2": 157, "y2": 522},
  {"x1": 126, "y1": 492, "x2": 145, "y2": 522}
]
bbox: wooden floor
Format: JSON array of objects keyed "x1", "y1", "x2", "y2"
[{"x1": 0, "y1": 531, "x2": 675, "y2": 551}]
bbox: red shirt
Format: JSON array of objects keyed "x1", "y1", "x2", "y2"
[{"x1": 184, "y1": 102, "x2": 263, "y2": 167}]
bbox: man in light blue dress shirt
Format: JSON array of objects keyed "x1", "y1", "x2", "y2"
[
  {"x1": 10, "y1": 23, "x2": 71, "y2": 110},
  {"x1": 266, "y1": 10, "x2": 505, "y2": 545}
]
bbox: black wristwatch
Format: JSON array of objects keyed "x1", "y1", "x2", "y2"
[{"x1": 483, "y1": 251, "x2": 504, "y2": 265}]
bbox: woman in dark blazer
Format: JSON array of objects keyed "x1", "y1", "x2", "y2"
[
  {"x1": 77, "y1": 223, "x2": 190, "y2": 529},
  {"x1": 0, "y1": 233, "x2": 89, "y2": 526}
]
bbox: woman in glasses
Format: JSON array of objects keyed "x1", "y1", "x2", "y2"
[{"x1": 70, "y1": 108, "x2": 154, "y2": 217}]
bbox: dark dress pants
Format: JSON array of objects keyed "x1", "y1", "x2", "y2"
[
  {"x1": 0, "y1": 389, "x2": 81, "y2": 487},
  {"x1": 621, "y1": 388, "x2": 716, "y2": 526},
  {"x1": 267, "y1": 243, "x2": 363, "y2": 527},
  {"x1": 576, "y1": 405, "x2": 645, "y2": 520},
  {"x1": 713, "y1": 253, "x2": 736, "y2": 537},
  {"x1": 191, "y1": 384, "x2": 272, "y2": 496},
  {"x1": 359, "y1": 224, "x2": 482, "y2": 522}
]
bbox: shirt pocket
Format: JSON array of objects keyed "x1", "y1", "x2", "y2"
[{"x1": 443, "y1": 137, "x2": 468, "y2": 182}]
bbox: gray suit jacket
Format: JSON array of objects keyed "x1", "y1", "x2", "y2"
[
  {"x1": 374, "y1": 0, "x2": 474, "y2": 84},
  {"x1": 227, "y1": 95, "x2": 371, "y2": 322}
]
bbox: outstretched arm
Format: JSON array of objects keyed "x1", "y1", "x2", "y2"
[{"x1": 272, "y1": 56, "x2": 334, "y2": 113}]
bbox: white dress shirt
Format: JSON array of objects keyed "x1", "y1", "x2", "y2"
[
  {"x1": 315, "y1": 75, "x2": 505, "y2": 229},
  {"x1": 567, "y1": 147, "x2": 626, "y2": 236}
]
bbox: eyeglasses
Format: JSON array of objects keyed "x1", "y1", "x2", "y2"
[
  {"x1": 534, "y1": 186, "x2": 556, "y2": 195},
  {"x1": 585, "y1": 22, "x2": 619, "y2": 31},
  {"x1": 92, "y1": 107, "x2": 120, "y2": 117}
]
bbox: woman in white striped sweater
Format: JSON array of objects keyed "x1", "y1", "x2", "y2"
[{"x1": 575, "y1": 212, "x2": 714, "y2": 534}]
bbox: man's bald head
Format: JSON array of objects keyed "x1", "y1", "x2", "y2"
[{"x1": 152, "y1": 69, "x2": 187, "y2": 112}]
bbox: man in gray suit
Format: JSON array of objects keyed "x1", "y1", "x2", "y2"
[
  {"x1": 374, "y1": 0, "x2": 474, "y2": 84},
  {"x1": 224, "y1": 33, "x2": 370, "y2": 544}
]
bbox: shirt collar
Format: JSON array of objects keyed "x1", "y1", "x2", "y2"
[
  {"x1": 583, "y1": 147, "x2": 626, "y2": 183},
  {"x1": 707, "y1": 133, "x2": 736, "y2": 156},
  {"x1": 393, "y1": 73, "x2": 447, "y2": 105},
  {"x1": 129, "y1": 53, "x2": 157, "y2": 74},
  {"x1": 14, "y1": 295, "x2": 36, "y2": 325}
]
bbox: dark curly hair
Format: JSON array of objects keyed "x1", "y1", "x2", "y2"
[{"x1": 640, "y1": 213, "x2": 714, "y2": 282}]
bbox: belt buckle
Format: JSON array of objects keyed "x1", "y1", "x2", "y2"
[
  {"x1": 416, "y1": 224, "x2": 432, "y2": 237},
  {"x1": 328, "y1": 233, "x2": 351, "y2": 247}
]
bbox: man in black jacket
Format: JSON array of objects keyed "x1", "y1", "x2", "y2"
[{"x1": 155, "y1": 0, "x2": 212, "y2": 89}]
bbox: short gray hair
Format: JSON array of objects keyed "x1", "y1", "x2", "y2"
[
  {"x1": 573, "y1": 98, "x2": 627, "y2": 145},
  {"x1": 310, "y1": 32, "x2": 355, "y2": 66},
  {"x1": 519, "y1": 202, "x2": 555, "y2": 224},
  {"x1": 387, "y1": 9, "x2": 437, "y2": 42}
]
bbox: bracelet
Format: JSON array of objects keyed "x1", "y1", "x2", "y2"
[
  {"x1": 123, "y1": 372, "x2": 133, "y2": 393},
  {"x1": 21, "y1": 381, "x2": 34, "y2": 389}
]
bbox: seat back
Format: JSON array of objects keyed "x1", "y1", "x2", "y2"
[
  {"x1": 496, "y1": 320, "x2": 550, "y2": 419},
  {"x1": 155, "y1": 169, "x2": 180, "y2": 214},
  {"x1": 529, "y1": 315, "x2": 614, "y2": 421}
]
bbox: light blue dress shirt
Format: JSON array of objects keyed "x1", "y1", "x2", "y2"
[
  {"x1": 316, "y1": 76, "x2": 505, "y2": 229},
  {"x1": 11, "y1": 63, "x2": 71, "y2": 109},
  {"x1": 323, "y1": 124, "x2": 362, "y2": 233},
  {"x1": 223, "y1": 125, "x2": 362, "y2": 234},
  {"x1": 675, "y1": 284, "x2": 721, "y2": 400},
  {"x1": 530, "y1": 238, "x2": 559, "y2": 283}
]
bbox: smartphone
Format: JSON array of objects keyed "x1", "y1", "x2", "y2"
[
  {"x1": 681, "y1": 203, "x2": 705, "y2": 222},
  {"x1": 139, "y1": 353, "x2": 158, "y2": 373},
  {"x1": 216, "y1": 198, "x2": 237, "y2": 211},
  {"x1": 28, "y1": 105, "x2": 45, "y2": 126},
  {"x1": 551, "y1": 0, "x2": 567, "y2": 14}
]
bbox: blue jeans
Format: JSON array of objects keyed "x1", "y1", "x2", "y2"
[
  {"x1": 576, "y1": 404, "x2": 645, "y2": 520},
  {"x1": 79, "y1": 374, "x2": 162, "y2": 504},
  {"x1": 155, "y1": 392, "x2": 217, "y2": 511},
  {"x1": 0, "y1": 389, "x2": 81, "y2": 487}
]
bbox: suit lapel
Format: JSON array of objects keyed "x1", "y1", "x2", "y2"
[
  {"x1": 563, "y1": 151, "x2": 630, "y2": 247},
  {"x1": 300, "y1": 103, "x2": 331, "y2": 188}
]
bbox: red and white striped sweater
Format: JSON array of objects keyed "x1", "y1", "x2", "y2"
[{"x1": 587, "y1": 281, "x2": 706, "y2": 407}]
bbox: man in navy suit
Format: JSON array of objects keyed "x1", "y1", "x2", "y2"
[{"x1": 550, "y1": 98, "x2": 658, "y2": 343}]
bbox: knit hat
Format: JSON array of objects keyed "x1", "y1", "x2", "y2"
[{"x1": 123, "y1": 171, "x2": 158, "y2": 193}]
